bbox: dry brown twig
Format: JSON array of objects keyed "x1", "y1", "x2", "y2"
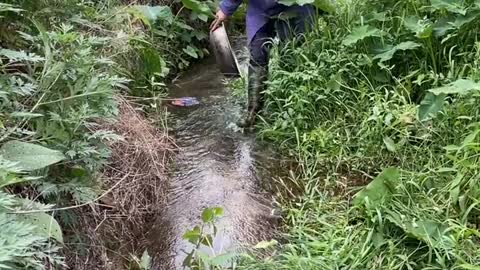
[{"x1": 65, "y1": 96, "x2": 173, "y2": 270}]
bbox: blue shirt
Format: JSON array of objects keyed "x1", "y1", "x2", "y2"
[{"x1": 219, "y1": 0, "x2": 314, "y2": 43}]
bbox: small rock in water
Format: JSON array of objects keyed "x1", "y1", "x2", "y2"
[
  {"x1": 171, "y1": 97, "x2": 200, "y2": 107},
  {"x1": 226, "y1": 122, "x2": 244, "y2": 133}
]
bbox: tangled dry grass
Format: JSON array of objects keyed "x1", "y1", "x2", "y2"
[{"x1": 65, "y1": 96, "x2": 173, "y2": 270}]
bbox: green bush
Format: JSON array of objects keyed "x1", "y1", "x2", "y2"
[
  {"x1": 242, "y1": 0, "x2": 480, "y2": 268},
  {"x1": 0, "y1": 0, "x2": 209, "y2": 267}
]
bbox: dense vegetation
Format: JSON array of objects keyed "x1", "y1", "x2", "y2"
[
  {"x1": 0, "y1": 0, "x2": 212, "y2": 268},
  {"x1": 4, "y1": 0, "x2": 480, "y2": 268},
  {"x1": 241, "y1": 0, "x2": 480, "y2": 269}
]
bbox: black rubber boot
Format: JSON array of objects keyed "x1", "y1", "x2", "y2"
[{"x1": 237, "y1": 65, "x2": 268, "y2": 128}]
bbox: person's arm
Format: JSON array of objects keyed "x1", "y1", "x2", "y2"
[
  {"x1": 219, "y1": 0, "x2": 243, "y2": 16},
  {"x1": 210, "y1": 0, "x2": 243, "y2": 31}
]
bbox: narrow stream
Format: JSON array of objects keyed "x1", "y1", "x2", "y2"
[{"x1": 150, "y1": 41, "x2": 286, "y2": 269}]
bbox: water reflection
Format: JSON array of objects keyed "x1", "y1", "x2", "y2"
[{"x1": 149, "y1": 42, "x2": 285, "y2": 270}]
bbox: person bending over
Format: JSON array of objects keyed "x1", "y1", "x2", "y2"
[{"x1": 211, "y1": 0, "x2": 316, "y2": 127}]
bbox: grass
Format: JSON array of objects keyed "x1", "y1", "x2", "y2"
[
  {"x1": 0, "y1": 0, "x2": 210, "y2": 268},
  {"x1": 238, "y1": 0, "x2": 480, "y2": 269}
]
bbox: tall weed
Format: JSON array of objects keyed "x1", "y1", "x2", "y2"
[
  {"x1": 0, "y1": 0, "x2": 209, "y2": 267},
  {"x1": 243, "y1": 0, "x2": 480, "y2": 268}
]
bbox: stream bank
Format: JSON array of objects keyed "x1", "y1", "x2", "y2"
[{"x1": 0, "y1": 1, "x2": 214, "y2": 269}]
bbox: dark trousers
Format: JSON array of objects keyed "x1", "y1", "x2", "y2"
[{"x1": 249, "y1": 9, "x2": 315, "y2": 67}]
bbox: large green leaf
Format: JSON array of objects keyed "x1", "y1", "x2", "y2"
[
  {"x1": 353, "y1": 168, "x2": 400, "y2": 208},
  {"x1": 140, "y1": 47, "x2": 169, "y2": 77},
  {"x1": 404, "y1": 16, "x2": 433, "y2": 38},
  {"x1": 431, "y1": 10, "x2": 478, "y2": 36},
  {"x1": 0, "y1": 141, "x2": 65, "y2": 171},
  {"x1": 130, "y1": 5, "x2": 174, "y2": 25},
  {"x1": 183, "y1": 225, "x2": 201, "y2": 244},
  {"x1": 430, "y1": 0, "x2": 467, "y2": 15},
  {"x1": 386, "y1": 212, "x2": 453, "y2": 248},
  {"x1": 452, "y1": 11, "x2": 480, "y2": 28},
  {"x1": 342, "y1": 25, "x2": 382, "y2": 46},
  {"x1": 433, "y1": 17, "x2": 455, "y2": 37},
  {"x1": 278, "y1": 0, "x2": 335, "y2": 12},
  {"x1": 428, "y1": 79, "x2": 480, "y2": 95},
  {"x1": 16, "y1": 212, "x2": 63, "y2": 243},
  {"x1": 181, "y1": 0, "x2": 212, "y2": 16},
  {"x1": 183, "y1": 46, "x2": 198, "y2": 59},
  {"x1": 418, "y1": 92, "x2": 445, "y2": 121},
  {"x1": 313, "y1": 0, "x2": 335, "y2": 13},
  {"x1": 374, "y1": 41, "x2": 421, "y2": 62},
  {"x1": 365, "y1": 11, "x2": 388, "y2": 22}
]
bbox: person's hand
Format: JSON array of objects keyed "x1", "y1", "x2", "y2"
[{"x1": 210, "y1": 9, "x2": 228, "y2": 32}]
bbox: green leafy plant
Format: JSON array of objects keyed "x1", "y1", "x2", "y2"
[
  {"x1": 278, "y1": 0, "x2": 336, "y2": 13},
  {"x1": 0, "y1": 0, "x2": 208, "y2": 268},
  {"x1": 181, "y1": 0, "x2": 214, "y2": 22},
  {"x1": 183, "y1": 207, "x2": 237, "y2": 270},
  {"x1": 236, "y1": 0, "x2": 480, "y2": 268},
  {"x1": 126, "y1": 3, "x2": 209, "y2": 94},
  {"x1": 0, "y1": 141, "x2": 66, "y2": 268}
]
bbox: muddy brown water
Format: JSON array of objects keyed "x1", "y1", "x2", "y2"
[{"x1": 149, "y1": 41, "x2": 288, "y2": 269}]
